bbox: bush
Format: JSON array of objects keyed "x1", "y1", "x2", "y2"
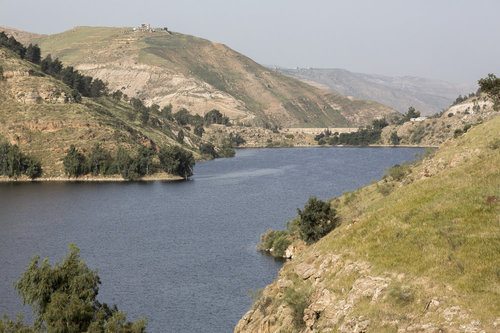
[
  {"x1": 257, "y1": 229, "x2": 291, "y2": 258},
  {"x1": 385, "y1": 163, "x2": 409, "y2": 181},
  {"x1": 283, "y1": 279, "x2": 312, "y2": 329},
  {"x1": 377, "y1": 182, "x2": 394, "y2": 196},
  {"x1": 296, "y1": 196, "x2": 338, "y2": 244},
  {"x1": 488, "y1": 138, "x2": 500, "y2": 150},
  {"x1": 388, "y1": 283, "x2": 414, "y2": 305}
]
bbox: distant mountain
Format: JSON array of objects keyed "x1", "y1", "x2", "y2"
[
  {"x1": 1, "y1": 26, "x2": 399, "y2": 128},
  {"x1": 274, "y1": 67, "x2": 477, "y2": 116}
]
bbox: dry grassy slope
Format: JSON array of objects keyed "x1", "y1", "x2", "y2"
[
  {"x1": 0, "y1": 25, "x2": 45, "y2": 44},
  {"x1": 8, "y1": 26, "x2": 399, "y2": 128},
  {"x1": 0, "y1": 48, "x2": 201, "y2": 178},
  {"x1": 236, "y1": 115, "x2": 500, "y2": 332},
  {"x1": 380, "y1": 95, "x2": 498, "y2": 146}
]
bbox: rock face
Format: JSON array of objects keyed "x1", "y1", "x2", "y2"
[{"x1": 235, "y1": 252, "x2": 496, "y2": 333}]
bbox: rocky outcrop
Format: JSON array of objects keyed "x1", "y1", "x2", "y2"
[{"x1": 235, "y1": 252, "x2": 497, "y2": 332}]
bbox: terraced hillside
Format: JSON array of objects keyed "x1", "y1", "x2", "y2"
[
  {"x1": 237, "y1": 113, "x2": 500, "y2": 332},
  {"x1": 5, "y1": 26, "x2": 399, "y2": 128}
]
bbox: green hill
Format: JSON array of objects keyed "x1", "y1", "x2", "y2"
[
  {"x1": 236, "y1": 113, "x2": 500, "y2": 331},
  {"x1": 0, "y1": 46, "x2": 204, "y2": 179},
  {"x1": 9, "y1": 26, "x2": 398, "y2": 128}
]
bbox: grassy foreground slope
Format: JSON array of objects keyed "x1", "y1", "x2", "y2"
[
  {"x1": 236, "y1": 115, "x2": 500, "y2": 332},
  {"x1": 22, "y1": 26, "x2": 398, "y2": 128},
  {"x1": 0, "y1": 47, "x2": 201, "y2": 178}
]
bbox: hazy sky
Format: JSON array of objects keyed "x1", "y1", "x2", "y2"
[{"x1": 1, "y1": 0, "x2": 499, "y2": 84}]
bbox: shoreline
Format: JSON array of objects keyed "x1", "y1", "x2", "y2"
[
  {"x1": 0, "y1": 173, "x2": 184, "y2": 183},
  {"x1": 1, "y1": 145, "x2": 434, "y2": 183}
]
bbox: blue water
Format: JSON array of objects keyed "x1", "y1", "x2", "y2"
[{"x1": 0, "y1": 147, "x2": 423, "y2": 332}]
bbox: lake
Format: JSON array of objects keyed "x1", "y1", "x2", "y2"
[{"x1": 0, "y1": 147, "x2": 423, "y2": 332}]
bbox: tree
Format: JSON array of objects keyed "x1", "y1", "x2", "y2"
[
  {"x1": 372, "y1": 118, "x2": 389, "y2": 130},
  {"x1": 87, "y1": 144, "x2": 112, "y2": 176},
  {"x1": 115, "y1": 147, "x2": 134, "y2": 179},
  {"x1": 89, "y1": 78, "x2": 107, "y2": 97},
  {"x1": 111, "y1": 90, "x2": 123, "y2": 101},
  {"x1": 161, "y1": 104, "x2": 173, "y2": 120},
  {"x1": 390, "y1": 131, "x2": 400, "y2": 145},
  {"x1": 194, "y1": 125, "x2": 204, "y2": 137},
  {"x1": 24, "y1": 44, "x2": 41, "y2": 64},
  {"x1": 150, "y1": 104, "x2": 160, "y2": 113},
  {"x1": 401, "y1": 106, "x2": 421, "y2": 123},
  {"x1": 0, "y1": 142, "x2": 42, "y2": 179},
  {"x1": 174, "y1": 108, "x2": 190, "y2": 125},
  {"x1": 136, "y1": 146, "x2": 155, "y2": 176},
  {"x1": 159, "y1": 145, "x2": 195, "y2": 179},
  {"x1": 1, "y1": 244, "x2": 147, "y2": 332},
  {"x1": 63, "y1": 145, "x2": 87, "y2": 177},
  {"x1": 478, "y1": 73, "x2": 500, "y2": 108},
  {"x1": 296, "y1": 196, "x2": 338, "y2": 244},
  {"x1": 204, "y1": 109, "x2": 229, "y2": 126},
  {"x1": 200, "y1": 142, "x2": 217, "y2": 158},
  {"x1": 176, "y1": 130, "x2": 184, "y2": 144}
]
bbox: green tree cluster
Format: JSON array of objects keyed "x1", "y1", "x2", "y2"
[
  {"x1": 40, "y1": 55, "x2": 107, "y2": 98},
  {"x1": 0, "y1": 142, "x2": 42, "y2": 179},
  {"x1": 172, "y1": 108, "x2": 204, "y2": 127},
  {"x1": 63, "y1": 144, "x2": 190, "y2": 180},
  {"x1": 203, "y1": 109, "x2": 230, "y2": 126},
  {"x1": 314, "y1": 118, "x2": 389, "y2": 146},
  {"x1": 0, "y1": 244, "x2": 147, "y2": 332},
  {"x1": 159, "y1": 145, "x2": 195, "y2": 179},
  {"x1": 0, "y1": 32, "x2": 30, "y2": 59}
]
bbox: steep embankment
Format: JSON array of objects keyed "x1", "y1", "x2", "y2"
[
  {"x1": 276, "y1": 67, "x2": 476, "y2": 116},
  {"x1": 0, "y1": 47, "x2": 201, "y2": 178},
  {"x1": 236, "y1": 115, "x2": 500, "y2": 332},
  {"x1": 4, "y1": 26, "x2": 399, "y2": 128}
]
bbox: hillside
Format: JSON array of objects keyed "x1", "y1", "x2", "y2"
[
  {"x1": 236, "y1": 114, "x2": 500, "y2": 331},
  {"x1": 379, "y1": 95, "x2": 498, "y2": 146},
  {"x1": 275, "y1": 67, "x2": 476, "y2": 116},
  {"x1": 1, "y1": 26, "x2": 399, "y2": 128},
  {"x1": 0, "y1": 46, "x2": 203, "y2": 179}
]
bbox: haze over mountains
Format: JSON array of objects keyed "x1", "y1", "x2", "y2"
[{"x1": 274, "y1": 67, "x2": 477, "y2": 116}]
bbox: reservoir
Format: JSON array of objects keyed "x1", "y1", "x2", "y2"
[{"x1": 0, "y1": 147, "x2": 424, "y2": 332}]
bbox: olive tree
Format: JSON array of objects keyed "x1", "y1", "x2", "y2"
[{"x1": 1, "y1": 244, "x2": 147, "y2": 332}]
